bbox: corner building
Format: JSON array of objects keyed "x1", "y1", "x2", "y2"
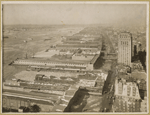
[{"x1": 118, "y1": 32, "x2": 132, "y2": 66}]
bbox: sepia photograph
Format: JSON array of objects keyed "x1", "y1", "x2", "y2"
[{"x1": 1, "y1": 1, "x2": 149, "y2": 113}]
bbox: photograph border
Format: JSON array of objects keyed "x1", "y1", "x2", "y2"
[{"x1": 1, "y1": 1, "x2": 149, "y2": 114}]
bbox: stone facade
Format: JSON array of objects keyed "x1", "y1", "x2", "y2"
[{"x1": 118, "y1": 32, "x2": 132, "y2": 66}]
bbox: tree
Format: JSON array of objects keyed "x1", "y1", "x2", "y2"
[
  {"x1": 23, "y1": 107, "x2": 30, "y2": 112},
  {"x1": 2, "y1": 107, "x2": 11, "y2": 112},
  {"x1": 30, "y1": 104, "x2": 41, "y2": 112}
]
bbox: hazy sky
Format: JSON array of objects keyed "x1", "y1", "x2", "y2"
[{"x1": 3, "y1": 4, "x2": 147, "y2": 26}]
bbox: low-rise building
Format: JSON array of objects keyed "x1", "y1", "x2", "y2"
[
  {"x1": 13, "y1": 53, "x2": 100, "y2": 71},
  {"x1": 2, "y1": 91, "x2": 60, "y2": 112}
]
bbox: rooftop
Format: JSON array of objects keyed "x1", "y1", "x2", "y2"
[
  {"x1": 56, "y1": 44, "x2": 100, "y2": 48},
  {"x1": 15, "y1": 57, "x2": 90, "y2": 65},
  {"x1": 90, "y1": 54, "x2": 99, "y2": 64},
  {"x1": 3, "y1": 90, "x2": 59, "y2": 102},
  {"x1": 33, "y1": 50, "x2": 59, "y2": 58},
  {"x1": 14, "y1": 71, "x2": 79, "y2": 82},
  {"x1": 131, "y1": 70, "x2": 147, "y2": 80}
]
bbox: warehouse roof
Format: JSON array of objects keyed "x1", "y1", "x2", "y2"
[{"x1": 90, "y1": 54, "x2": 99, "y2": 64}]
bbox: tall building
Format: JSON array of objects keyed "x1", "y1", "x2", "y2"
[
  {"x1": 114, "y1": 78, "x2": 141, "y2": 99},
  {"x1": 140, "y1": 97, "x2": 147, "y2": 112},
  {"x1": 118, "y1": 32, "x2": 132, "y2": 66}
]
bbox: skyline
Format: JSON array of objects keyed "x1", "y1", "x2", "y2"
[{"x1": 3, "y1": 4, "x2": 147, "y2": 26}]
